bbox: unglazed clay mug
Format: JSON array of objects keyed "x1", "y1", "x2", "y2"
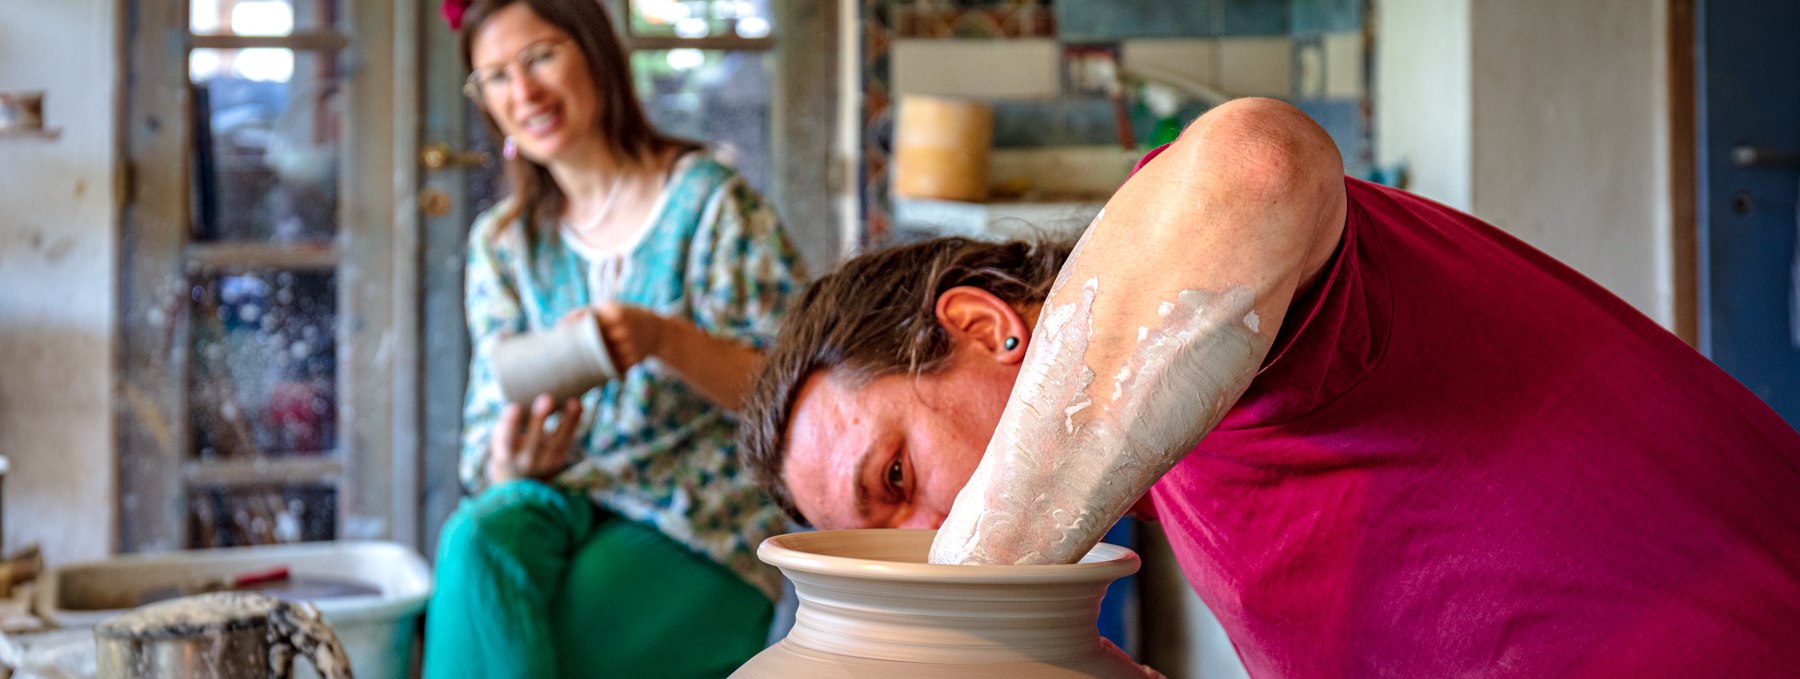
[
  {"x1": 491, "y1": 316, "x2": 619, "y2": 404},
  {"x1": 733, "y1": 529, "x2": 1157, "y2": 678}
]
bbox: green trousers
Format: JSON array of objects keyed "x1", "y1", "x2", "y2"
[{"x1": 423, "y1": 481, "x2": 773, "y2": 678}]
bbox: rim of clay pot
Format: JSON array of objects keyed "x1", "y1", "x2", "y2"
[
  {"x1": 759, "y1": 529, "x2": 1139, "y2": 584},
  {"x1": 94, "y1": 592, "x2": 280, "y2": 639}
]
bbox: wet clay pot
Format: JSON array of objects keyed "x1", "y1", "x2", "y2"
[{"x1": 732, "y1": 529, "x2": 1153, "y2": 678}]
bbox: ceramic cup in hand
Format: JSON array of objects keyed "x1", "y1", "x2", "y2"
[{"x1": 492, "y1": 317, "x2": 619, "y2": 404}]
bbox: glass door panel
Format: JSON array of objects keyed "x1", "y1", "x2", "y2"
[
  {"x1": 187, "y1": 269, "x2": 337, "y2": 461},
  {"x1": 190, "y1": 48, "x2": 343, "y2": 243},
  {"x1": 628, "y1": 0, "x2": 773, "y2": 38},
  {"x1": 190, "y1": 0, "x2": 342, "y2": 35},
  {"x1": 631, "y1": 49, "x2": 774, "y2": 193},
  {"x1": 188, "y1": 483, "x2": 337, "y2": 548}
]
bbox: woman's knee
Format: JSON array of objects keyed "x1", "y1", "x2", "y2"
[{"x1": 437, "y1": 480, "x2": 593, "y2": 566}]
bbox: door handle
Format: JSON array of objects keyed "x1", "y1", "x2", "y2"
[
  {"x1": 420, "y1": 141, "x2": 492, "y2": 171},
  {"x1": 1732, "y1": 145, "x2": 1800, "y2": 168},
  {"x1": 419, "y1": 188, "x2": 452, "y2": 217}
]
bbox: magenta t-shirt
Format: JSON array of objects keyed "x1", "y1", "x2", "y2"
[{"x1": 1144, "y1": 172, "x2": 1800, "y2": 675}]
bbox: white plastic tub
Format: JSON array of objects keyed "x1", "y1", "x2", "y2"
[{"x1": 35, "y1": 541, "x2": 431, "y2": 679}]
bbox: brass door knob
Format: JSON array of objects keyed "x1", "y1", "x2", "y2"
[
  {"x1": 420, "y1": 142, "x2": 492, "y2": 170},
  {"x1": 420, "y1": 189, "x2": 452, "y2": 217}
]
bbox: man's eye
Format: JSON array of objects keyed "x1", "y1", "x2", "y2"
[{"x1": 885, "y1": 458, "x2": 905, "y2": 494}]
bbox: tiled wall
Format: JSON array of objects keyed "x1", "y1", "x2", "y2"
[{"x1": 858, "y1": 0, "x2": 1371, "y2": 244}]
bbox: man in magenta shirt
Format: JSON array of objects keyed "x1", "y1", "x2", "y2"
[{"x1": 741, "y1": 98, "x2": 1800, "y2": 675}]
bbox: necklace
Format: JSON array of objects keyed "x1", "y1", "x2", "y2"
[{"x1": 565, "y1": 171, "x2": 629, "y2": 238}]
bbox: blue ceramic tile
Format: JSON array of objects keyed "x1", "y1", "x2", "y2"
[
  {"x1": 1055, "y1": 0, "x2": 1219, "y2": 41},
  {"x1": 1294, "y1": 99, "x2": 1368, "y2": 165},
  {"x1": 992, "y1": 98, "x2": 1124, "y2": 148},
  {"x1": 1220, "y1": 0, "x2": 1290, "y2": 36},
  {"x1": 1290, "y1": 0, "x2": 1362, "y2": 35}
]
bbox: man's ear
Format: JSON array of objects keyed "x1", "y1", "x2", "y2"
[{"x1": 935, "y1": 286, "x2": 1030, "y2": 363}]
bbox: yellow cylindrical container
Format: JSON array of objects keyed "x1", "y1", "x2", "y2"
[{"x1": 893, "y1": 96, "x2": 993, "y2": 202}]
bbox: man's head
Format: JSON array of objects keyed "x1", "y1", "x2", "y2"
[{"x1": 740, "y1": 237, "x2": 1073, "y2": 529}]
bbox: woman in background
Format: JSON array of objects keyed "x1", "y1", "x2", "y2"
[{"x1": 424, "y1": 1, "x2": 805, "y2": 676}]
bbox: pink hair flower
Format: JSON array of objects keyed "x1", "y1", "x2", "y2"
[{"x1": 441, "y1": 0, "x2": 472, "y2": 31}]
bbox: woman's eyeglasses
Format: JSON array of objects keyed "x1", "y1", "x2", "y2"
[{"x1": 463, "y1": 39, "x2": 577, "y2": 107}]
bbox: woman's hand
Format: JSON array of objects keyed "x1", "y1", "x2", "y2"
[
  {"x1": 568, "y1": 303, "x2": 764, "y2": 410},
  {"x1": 486, "y1": 395, "x2": 583, "y2": 485},
  {"x1": 564, "y1": 304, "x2": 667, "y2": 373}
]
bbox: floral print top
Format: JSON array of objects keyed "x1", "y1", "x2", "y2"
[{"x1": 460, "y1": 153, "x2": 805, "y2": 598}]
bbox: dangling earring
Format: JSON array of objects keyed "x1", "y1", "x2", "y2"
[
  {"x1": 1003, "y1": 337, "x2": 1019, "y2": 351},
  {"x1": 503, "y1": 136, "x2": 518, "y2": 160}
]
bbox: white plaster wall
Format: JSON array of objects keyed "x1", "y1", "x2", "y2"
[
  {"x1": 1469, "y1": 0, "x2": 1672, "y2": 323},
  {"x1": 1375, "y1": 0, "x2": 1473, "y2": 211},
  {"x1": 890, "y1": 39, "x2": 1063, "y2": 100},
  {"x1": 0, "y1": 0, "x2": 119, "y2": 564},
  {"x1": 1375, "y1": 0, "x2": 1672, "y2": 323}
]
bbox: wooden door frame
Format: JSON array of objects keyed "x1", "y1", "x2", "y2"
[{"x1": 1668, "y1": 0, "x2": 1698, "y2": 346}]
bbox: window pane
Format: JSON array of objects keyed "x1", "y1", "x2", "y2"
[
  {"x1": 189, "y1": 270, "x2": 337, "y2": 459},
  {"x1": 190, "y1": 0, "x2": 343, "y2": 35},
  {"x1": 188, "y1": 484, "x2": 336, "y2": 548},
  {"x1": 191, "y1": 48, "x2": 342, "y2": 243},
  {"x1": 629, "y1": 0, "x2": 772, "y2": 39},
  {"x1": 633, "y1": 50, "x2": 773, "y2": 195}
]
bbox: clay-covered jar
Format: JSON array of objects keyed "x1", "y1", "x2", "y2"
[{"x1": 733, "y1": 529, "x2": 1154, "y2": 678}]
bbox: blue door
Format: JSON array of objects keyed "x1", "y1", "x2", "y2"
[{"x1": 1697, "y1": 0, "x2": 1800, "y2": 428}]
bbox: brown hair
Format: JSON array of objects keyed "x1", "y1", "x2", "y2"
[
  {"x1": 739, "y1": 237, "x2": 1073, "y2": 524},
  {"x1": 458, "y1": 0, "x2": 700, "y2": 235}
]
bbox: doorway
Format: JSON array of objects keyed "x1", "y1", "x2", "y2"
[{"x1": 1692, "y1": 0, "x2": 1800, "y2": 427}]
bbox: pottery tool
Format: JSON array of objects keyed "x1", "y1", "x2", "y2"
[{"x1": 136, "y1": 566, "x2": 291, "y2": 605}]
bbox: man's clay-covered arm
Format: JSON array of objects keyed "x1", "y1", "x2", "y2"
[{"x1": 929, "y1": 98, "x2": 1349, "y2": 565}]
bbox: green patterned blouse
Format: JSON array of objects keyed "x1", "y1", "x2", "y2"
[{"x1": 460, "y1": 153, "x2": 805, "y2": 598}]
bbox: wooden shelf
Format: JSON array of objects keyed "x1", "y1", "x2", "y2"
[
  {"x1": 891, "y1": 197, "x2": 1103, "y2": 241},
  {"x1": 626, "y1": 35, "x2": 775, "y2": 51},
  {"x1": 182, "y1": 455, "x2": 343, "y2": 488},
  {"x1": 184, "y1": 241, "x2": 339, "y2": 272},
  {"x1": 0, "y1": 128, "x2": 60, "y2": 140},
  {"x1": 191, "y1": 32, "x2": 349, "y2": 51}
]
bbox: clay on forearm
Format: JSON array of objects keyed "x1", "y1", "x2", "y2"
[{"x1": 930, "y1": 276, "x2": 1268, "y2": 565}]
